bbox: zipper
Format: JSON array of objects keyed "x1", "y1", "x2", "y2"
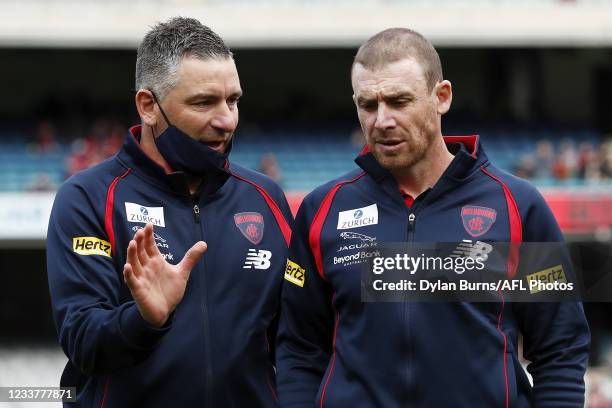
[
  {"x1": 406, "y1": 212, "x2": 416, "y2": 243},
  {"x1": 193, "y1": 204, "x2": 201, "y2": 223},
  {"x1": 192, "y1": 195, "x2": 212, "y2": 407},
  {"x1": 407, "y1": 213, "x2": 416, "y2": 231},
  {"x1": 405, "y1": 207, "x2": 417, "y2": 407}
]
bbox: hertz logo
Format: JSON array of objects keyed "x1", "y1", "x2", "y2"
[
  {"x1": 73, "y1": 237, "x2": 112, "y2": 257},
  {"x1": 284, "y1": 259, "x2": 305, "y2": 287},
  {"x1": 526, "y1": 265, "x2": 567, "y2": 294}
]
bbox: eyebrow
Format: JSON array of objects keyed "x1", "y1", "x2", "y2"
[
  {"x1": 383, "y1": 91, "x2": 413, "y2": 100},
  {"x1": 356, "y1": 90, "x2": 413, "y2": 105}
]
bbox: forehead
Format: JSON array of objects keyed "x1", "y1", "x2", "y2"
[
  {"x1": 173, "y1": 56, "x2": 241, "y2": 96},
  {"x1": 351, "y1": 58, "x2": 427, "y2": 98}
]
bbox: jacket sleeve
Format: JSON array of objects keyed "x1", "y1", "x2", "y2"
[
  {"x1": 276, "y1": 199, "x2": 335, "y2": 407},
  {"x1": 512, "y1": 188, "x2": 590, "y2": 407},
  {"x1": 46, "y1": 180, "x2": 172, "y2": 376}
]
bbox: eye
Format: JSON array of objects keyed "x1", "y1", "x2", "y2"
[
  {"x1": 389, "y1": 98, "x2": 411, "y2": 107},
  {"x1": 227, "y1": 96, "x2": 240, "y2": 106},
  {"x1": 359, "y1": 101, "x2": 377, "y2": 112},
  {"x1": 194, "y1": 99, "x2": 213, "y2": 107}
]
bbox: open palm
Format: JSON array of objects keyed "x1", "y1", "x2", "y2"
[{"x1": 123, "y1": 223, "x2": 207, "y2": 327}]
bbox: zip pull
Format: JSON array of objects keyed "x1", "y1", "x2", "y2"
[
  {"x1": 193, "y1": 204, "x2": 201, "y2": 223},
  {"x1": 408, "y1": 213, "x2": 416, "y2": 230}
]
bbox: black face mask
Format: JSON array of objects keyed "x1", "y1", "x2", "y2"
[{"x1": 151, "y1": 92, "x2": 231, "y2": 177}]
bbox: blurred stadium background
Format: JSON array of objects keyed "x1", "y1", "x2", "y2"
[{"x1": 1, "y1": 0, "x2": 612, "y2": 406}]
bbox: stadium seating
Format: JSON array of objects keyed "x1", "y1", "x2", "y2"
[{"x1": 0, "y1": 129, "x2": 609, "y2": 192}]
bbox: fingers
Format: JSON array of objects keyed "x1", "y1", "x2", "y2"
[
  {"x1": 123, "y1": 263, "x2": 141, "y2": 292},
  {"x1": 126, "y1": 240, "x2": 143, "y2": 277},
  {"x1": 177, "y1": 241, "x2": 207, "y2": 280},
  {"x1": 143, "y1": 223, "x2": 160, "y2": 258},
  {"x1": 134, "y1": 228, "x2": 149, "y2": 267}
]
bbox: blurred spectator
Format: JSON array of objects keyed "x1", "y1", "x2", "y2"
[
  {"x1": 25, "y1": 173, "x2": 56, "y2": 192},
  {"x1": 513, "y1": 154, "x2": 536, "y2": 179},
  {"x1": 511, "y1": 137, "x2": 612, "y2": 183},
  {"x1": 259, "y1": 152, "x2": 283, "y2": 186},
  {"x1": 65, "y1": 118, "x2": 126, "y2": 177},
  {"x1": 103, "y1": 122, "x2": 125, "y2": 157},
  {"x1": 578, "y1": 141, "x2": 603, "y2": 181},
  {"x1": 534, "y1": 140, "x2": 555, "y2": 178},
  {"x1": 27, "y1": 121, "x2": 58, "y2": 154},
  {"x1": 552, "y1": 138, "x2": 578, "y2": 180},
  {"x1": 65, "y1": 136, "x2": 104, "y2": 177}
]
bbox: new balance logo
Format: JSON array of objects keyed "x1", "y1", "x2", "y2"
[
  {"x1": 243, "y1": 249, "x2": 272, "y2": 270},
  {"x1": 451, "y1": 239, "x2": 493, "y2": 262}
]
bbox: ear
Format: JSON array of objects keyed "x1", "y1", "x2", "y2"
[
  {"x1": 434, "y1": 80, "x2": 453, "y2": 115},
  {"x1": 135, "y1": 89, "x2": 158, "y2": 127}
]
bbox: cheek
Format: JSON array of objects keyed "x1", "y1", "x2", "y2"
[{"x1": 359, "y1": 112, "x2": 376, "y2": 132}]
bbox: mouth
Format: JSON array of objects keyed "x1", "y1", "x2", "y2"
[
  {"x1": 376, "y1": 139, "x2": 405, "y2": 153},
  {"x1": 203, "y1": 140, "x2": 226, "y2": 152}
]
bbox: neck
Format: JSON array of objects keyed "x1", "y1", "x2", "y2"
[
  {"x1": 186, "y1": 176, "x2": 202, "y2": 195},
  {"x1": 391, "y1": 136, "x2": 454, "y2": 198},
  {"x1": 140, "y1": 125, "x2": 202, "y2": 194}
]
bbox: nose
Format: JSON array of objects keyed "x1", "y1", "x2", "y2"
[
  {"x1": 211, "y1": 103, "x2": 238, "y2": 133},
  {"x1": 374, "y1": 103, "x2": 395, "y2": 130}
]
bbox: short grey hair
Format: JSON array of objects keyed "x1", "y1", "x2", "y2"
[{"x1": 135, "y1": 17, "x2": 233, "y2": 100}]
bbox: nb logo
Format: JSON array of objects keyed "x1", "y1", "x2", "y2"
[
  {"x1": 243, "y1": 249, "x2": 272, "y2": 270},
  {"x1": 451, "y1": 239, "x2": 493, "y2": 262}
]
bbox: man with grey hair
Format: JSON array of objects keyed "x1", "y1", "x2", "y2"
[
  {"x1": 276, "y1": 28, "x2": 589, "y2": 407},
  {"x1": 47, "y1": 17, "x2": 292, "y2": 406}
]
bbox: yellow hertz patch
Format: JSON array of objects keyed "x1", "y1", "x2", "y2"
[
  {"x1": 284, "y1": 259, "x2": 305, "y2": 287},
  {"x1": 526, "y1": 265, "x2": 567, "y2": 294},
  {"x1": 73, "y1": 237, "x2": 112, "y2": 257}
]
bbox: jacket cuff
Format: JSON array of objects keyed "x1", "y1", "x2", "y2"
[{"x1": 118, "y1": 302, "x2": 173, "y2": 350}]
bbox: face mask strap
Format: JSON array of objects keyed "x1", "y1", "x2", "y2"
[{"x1": 150, "y1": 90, "x2": 173, "y2": 127}]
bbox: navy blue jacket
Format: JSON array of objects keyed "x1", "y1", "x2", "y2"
[
  {"x1": 276, "y1": 136, "x2": 589, "y2": 407},
  {"x1": 47, "y1": 126, "x2": 293, "y2": 407}
]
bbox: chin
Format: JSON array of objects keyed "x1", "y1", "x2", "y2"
[{"x1": 374, "y1": 152, "x2": 420, "y2": 171}]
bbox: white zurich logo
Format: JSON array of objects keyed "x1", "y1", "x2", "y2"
[
  {"x1": 337, "y1": 204, "x2": 378, "y2": 230},
  {"x1": 243, "y1": 249, "x2": 272, "y2": 270},
  {"x1": 125, "y1": 202, "x2": 165, "y2": 227}
]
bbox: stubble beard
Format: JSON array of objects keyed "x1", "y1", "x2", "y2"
[{"x1": 371, "y1": 128, "x2": 435, "y2": 172}]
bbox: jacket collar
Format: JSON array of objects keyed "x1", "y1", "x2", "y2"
[
  {"x1": 116, "y1": 125, "x2": 231, "y2": 197},
  {"x1": 354, "y1": 135, "x2": 489, "y2": 206}
]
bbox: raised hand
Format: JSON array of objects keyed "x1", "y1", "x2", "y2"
[{"x1": 123, "y1": 223, "x2": 207, "y2": 327}]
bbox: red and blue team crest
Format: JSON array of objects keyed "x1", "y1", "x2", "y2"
[
  {"x1": 234, "y1": 212, "x2": 264, "y2": 245},
  {"x1": 461, "y1": 206, "x2": 497, "y2": 237}
]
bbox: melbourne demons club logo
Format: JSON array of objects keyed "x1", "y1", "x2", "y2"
[
  {"x1": 234, "y1": 212, "x2": 264, "y2": 245},
  {"x1": 461, "y1": 206, "x2": 497, "y2": 237}
]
